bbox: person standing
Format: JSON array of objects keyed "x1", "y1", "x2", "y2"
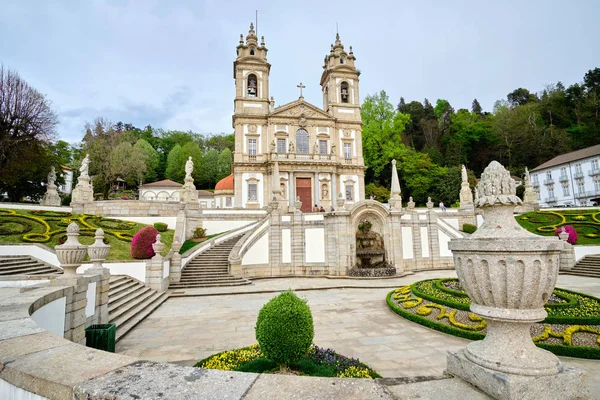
[{"x1": 439, "y1": 201, "x2": 446, "y2": 212}]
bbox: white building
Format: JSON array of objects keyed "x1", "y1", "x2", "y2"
[
  {"x1": 58, "y1": 166, "x2": 73, "y2": 194},
  {"x1": 139, "y1": 180, "x2": 182, "y2": 202},
  {"x1": 530, "y1": 144, "x2": 600, "y2": 207}
]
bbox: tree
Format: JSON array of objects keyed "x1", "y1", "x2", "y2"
[
  {"x1": 165, "y1": 144, "x2": 183, "y2": 182},
  {"x1": 217, "y1": 148, "x2": 232, "y2": 181},
  {"x1": 471, "y1": 99, "x2": 483, "y2": 116},
  {"x1": 109, "y1": 141, "x2": 147, "y2": 187},
  {"x1": 199, "y1": 149, "x2": 219, "y2": 188},
  {"x1": 507, "y1": 88, "x2": 537, "y2": 107},
  {"x1": 361, "y1": 90, "x2": 411, "y2": 182},
  {"x1": 83, "y1": 118, "x2": 123, "y2": 199},
  {"x1": 133, "y1": 139, "x2": 160, "y2": 183},
  {"x1": 0, "y1": 65, "x2": 59, "y2": 198},
  {"x1": 365, "y1": 182, "x2": 390, "y2": 203}
]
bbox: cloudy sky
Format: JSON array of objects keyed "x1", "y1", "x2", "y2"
[{"x1": 1, "y1": 0, "x2": 599, "y2": 143}]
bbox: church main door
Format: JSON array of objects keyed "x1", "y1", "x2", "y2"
[{"x1": 296, "y1": 178, "x2": 312, "y2": 213}]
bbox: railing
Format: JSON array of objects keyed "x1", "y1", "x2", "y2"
[
  {"x1": 573, "y1": 171, "x2": 584, "y2": 179},
  {"x1": 589, "y1": 168, "x2": 600, "y2": 176},
  {"x1": 248, "y1": 154, "x2": 257, "y2": 162},
  {"x1": 575, "y1": 188, "x2": 600, "y2": 198},
  {"x1": 545, "y1": 196, "x2": 557, "y2": 202},
  {"x1": 559, "y1": 174, "x2": 569, "y2": 182},
  {"x1": 575, "y1": 191, "x2": 588, "y2": 199},
  {"x1": 543, "y1": 178, "x2": 554, "y2": 185},
  {"x1": 532, "y1": 181, "x2": 540, "y2": 187},
  {"x1": 344, "y1": 158, "x2": 354, "y2": 164}
]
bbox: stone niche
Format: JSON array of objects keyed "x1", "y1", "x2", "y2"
[{"x1": 349, "y1": 212, "x2": 396, "y2": 277}]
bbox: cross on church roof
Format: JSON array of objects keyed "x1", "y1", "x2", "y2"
[{"x1": 297, "y1": 82, "x2": 305, "y2": 98}]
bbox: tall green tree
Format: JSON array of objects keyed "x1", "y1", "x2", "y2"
[
  {"x1": 217, "y1": 148, "x2": 233, "y2": 181},
  {"x1": 165, "y1": 144, "x2": 184, "y2": 182},
  {"x1": 133, "y1": 139, "x2": 160, "y2": 183}
]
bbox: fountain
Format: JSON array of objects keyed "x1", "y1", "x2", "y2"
[{"x1": 349, "y1": 219, "x2": 396, "y2": 277}]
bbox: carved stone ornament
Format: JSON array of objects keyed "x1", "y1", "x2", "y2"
[
  {"x1": 248, "y1": 124, "x2": 257, "y2": 133},
  {"x1": 343, "y1": 130, "x2": 350, "y2": 137},
  {"x1": 475, "y1": 161, "x2": 520, "y2": 208},
  {"x1": 299, "y1": 115, "x2": 307, "y2": 127}
]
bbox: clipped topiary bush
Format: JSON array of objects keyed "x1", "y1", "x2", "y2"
[
  {"x1": 555, "y1": 225, "x2": 578, "y2": 244},
  {"x1": 255, "y1": 290, "x2": 314, "y2": 368},
  {"x1": 130, "y1": 226, "x2": 160, "y2": 259},
  {"x1": 461, "y1": 223, "x2": 477, "y2": 234},
  {"x1": 154, "y1": 222, "x2": 168, "y2": 232},
  {"x1": 193, "y1": 227, "x2": 206, "y2": 239}
]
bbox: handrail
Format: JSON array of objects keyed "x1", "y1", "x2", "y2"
[
  {"x1": 181, "y1": 222, "x2": 258, "y2": 268},
  {"x1": 229, "y1": 214, "x2": 271, "y2": 264}
]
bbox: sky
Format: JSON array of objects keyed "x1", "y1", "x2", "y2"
[{"x1": 1, "y1": 0, "x2": 599, "y2": 144}]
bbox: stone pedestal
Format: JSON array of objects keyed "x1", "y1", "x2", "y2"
[
  {"x1": 41, "y1": 183, "x2": 61, "y2": 206},
  {"x1": 87, "y1": 228, "x2": 111, "y2": 324},
  {"x1": 52, "y1": 275, "x2": 90, "y2": 344},
  {"x1": 72, "y1": 175, "x2": 94, "y2": 203},
  {"x1": 447, "y1": 350, "x2": 590, "y2": 400},
  {"x1": 181, "y1": 177, "x2": 198, "y2": 203},
  {"x1": 145, "y1": 234, "x2": 168, "y2": 292}
]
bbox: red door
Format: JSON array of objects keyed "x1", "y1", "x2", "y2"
[{"x1": 296, "y1": 178, "x2": 312, "y2": 213}]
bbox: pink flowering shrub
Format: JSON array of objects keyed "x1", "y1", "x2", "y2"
[
  {"x1": 130, "y1": 226, "x2": 159, "y2": 259},
  {"x1": 555, "y1": 225, "x2": 577, "y2": 245}
]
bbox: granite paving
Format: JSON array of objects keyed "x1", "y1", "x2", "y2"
[{"x1": 116, "y1": 271, "x2": 600, "y2": 397}]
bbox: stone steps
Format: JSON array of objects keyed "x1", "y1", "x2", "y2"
[
  {"x1": 171, "y1": 235, "x2": 250, "y2": 289},
  {"x1": 0, "y1": 256, "x2": 62, "y2": 276},
  {"x1": 562, "y1": 255, "x2": 600, "y2": 278},
  {"x1": 108, "y1": 276, "x2": 169, "y2": 342}
]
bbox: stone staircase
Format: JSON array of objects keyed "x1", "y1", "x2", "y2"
[
  {"x1": 108, "y1": 275, "x2": 169, "y2": 342},
  {"x1": 562, "y1": 255, "x2": 600, "y2": 278},
  {"x1": 169, "y1": 235, "x2": 251, "y2": 289},
  {"x1": 0, "y1": 255, "x2": 62, "y2": 276}
]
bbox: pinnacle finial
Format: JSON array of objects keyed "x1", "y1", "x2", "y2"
[
  {"x1": 260, "y1": 35, "x2": 265, "y2": 46},
  {"x1": 239, "y1": 34, "x2": 243, "y2": 44}
]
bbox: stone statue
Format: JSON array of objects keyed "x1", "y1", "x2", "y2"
[
  {"x1": 322, "y1": 184, "x2": 329, "y2": 199},
  {"x1": 474, "y1": 187, "x2": 479, "y2": 202},
  {"x1": 461, "y1": 165, "x2": 468, "y2": 183},
  {"x1": 271, "y1": 140, "x2": 276, "y2": 153},
  {"x1": 47, "y1": 166, "x2": 57, "y2": 186},
  {"x1": 185, "y1": 156, "x2": 194, "y2": 179},
  {"x1": 331, "y1": 143, "x2": 336, "y2": 155},
  {"x1": 80, "y1": 154, "x2": 90, "y2": 177},
  {"x1": 289, "y1": 142, "x2": 295, "y2": 152},
  {"x1": 524, "y1": 167, "x2": 531, "y2": 185}
]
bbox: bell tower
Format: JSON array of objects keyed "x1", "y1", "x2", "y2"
[
  {"x1": 320, "y1": 34, "x2": 361, "y2": 121},
  {"x1": 233, "y1": 23, "x2": 271, "y2": 116}
]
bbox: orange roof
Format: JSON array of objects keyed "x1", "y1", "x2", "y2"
[{"x1": 215, "y1": 174, "x2": 234, "y2": 191}]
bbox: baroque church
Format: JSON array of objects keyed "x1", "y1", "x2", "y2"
[{"x1": 230, "y1": 23, "x2": 366, "y2": 211}]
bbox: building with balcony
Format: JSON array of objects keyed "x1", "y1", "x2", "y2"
[
  {"x1": 231, "y1": 24, "x2": 366, "y2": 211},
  {"x1": 530, "y1": 144, "x2": 600, "y2": 207}
]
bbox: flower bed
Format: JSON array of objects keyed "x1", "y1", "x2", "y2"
[
  {"x1": 196, "y1": 344, "x2": 380, "y2": 378},
  {"x1": 387, "y1": 278, "x2": 600, "y2": 359},
  {"x1": 516, "y1": 209, "x2": 600, "y2": 244},
  {"x1": 0, "y1": 208, "x2": 173, "y2": 260}
]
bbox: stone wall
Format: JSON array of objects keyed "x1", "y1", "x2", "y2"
[{"x1": 71, "y1": 200, "x2": 186, "y2": 217}]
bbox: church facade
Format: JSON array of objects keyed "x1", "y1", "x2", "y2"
[{"x1": 231, "y1": 24, "x2": 366, "y2": 211}]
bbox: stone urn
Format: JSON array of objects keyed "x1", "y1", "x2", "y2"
[
  {"x1": 55, "y1": 222, "x2": 88, "y2": 277},
  {"x1": 87, "y1": 228, "x2": 110, "y2": 270},
  {"x1": 449, "y1": 161, "x2": 566, "y2": 376},
  {"x1": 152, "y1": 234, "x2": 165, "y2": 258}
]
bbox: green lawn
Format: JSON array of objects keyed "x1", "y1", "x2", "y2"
[
  {"x1": 516, "y1": 209, "x2": 600, "y2": 245},
  {"x1": 0, "y1": 208, "x2": 173, "y2": 261}
]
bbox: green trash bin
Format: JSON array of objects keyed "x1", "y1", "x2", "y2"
[{"x1": 85, "y1": 324, "x2": 116, "y2": 353}]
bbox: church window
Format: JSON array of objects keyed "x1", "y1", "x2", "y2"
[
  {"x1": 562, "y1": 183, "x2": 570, "y2": 197},
  {"x1": 344, "y1": 143, "x2": 352, "y2": 159},
  {"x1": 340, "y1": 56, "x2": 345, "y2": 64},
  {"x1": 250, "y1": 48, "x2": 255, "y2": 55},
  {"x1": 296, "y1": 129, "x2": 309, "y2": 154},
  {"x1": 341, "y1": 81, "x2": 349, "y2": 103},
  {"x1": 319, "y1": 140, "x2": 328, "y2": 155},
  {"x1": 247, "y1": 74, "x2": 257, "y2": 97},
  {"x1": 248, "y1": 183, "x2": 258, "y2": 201},
  {"x1": 345, "y1": 184, "x2": 354, "y2": 201},
  {"x1": 277, "y1": 138, "x2": 286, "y2": 153},
  {"x1": 248, "y1": 139, "x2": 257, "y2": 155}
]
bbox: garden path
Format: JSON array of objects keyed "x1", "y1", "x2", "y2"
[{"x1": 116, "y1": 271, "x2": 600, "y2": 397}]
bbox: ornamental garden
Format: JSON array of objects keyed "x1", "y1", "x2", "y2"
[
  {"x1": 387, "y1": 278, "x2": 600, "y2": 359},
  {"x1": 0, "y1": 208, "x2": 174, "y2": 260},
  {"x1": 517, "y1": 208, "x2": 600, "y2": 244}
]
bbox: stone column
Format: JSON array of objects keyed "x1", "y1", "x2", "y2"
[
  {"x1": 169, "y1": 238, "x2": 182, "y2": 283},
  {"x1": 331, "y1": 173, "x2": 337, "y2": 210},
  {"x1": 53, "y1": 222, "x2": 89, "y2": 344},
  {"x1": 446, "y1": 161, "x2": 589, "y2": 400},
  {"x1": 86, "y1": 228, "x2": 111, "y2": 325},
  {"x1": 314, "y1": 172, "x2": 320, "y2": 207},
  {"x1": 145, "y1": 234, "x2": 168, "y2": 292}
]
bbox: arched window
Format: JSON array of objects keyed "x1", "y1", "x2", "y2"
[
  {"x1": 340, "y1": 81, "x2": 349, "y2": 103},
  {"x1": 340, "y1": 56, "x2": 345, "y2": 64},
  {"x1": 296, "y1": 129, "x2": 309, "y2": 154},
  {"x1": 247, "y1": 74, "x2": 257, "y2": 97},
  {"x1": 250, "y1": 47, "x2": 255, "y2": 56}
]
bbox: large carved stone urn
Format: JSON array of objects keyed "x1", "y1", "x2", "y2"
[
  {"x1": 87, "y1": 228, "x2": 110, "y2": 270},
  {"x1": 55, "y1": 222, "x2": 88, "y2": 277},
  {"x1": 447, "y1": 161, "x2": 589, "y2": 399}
]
